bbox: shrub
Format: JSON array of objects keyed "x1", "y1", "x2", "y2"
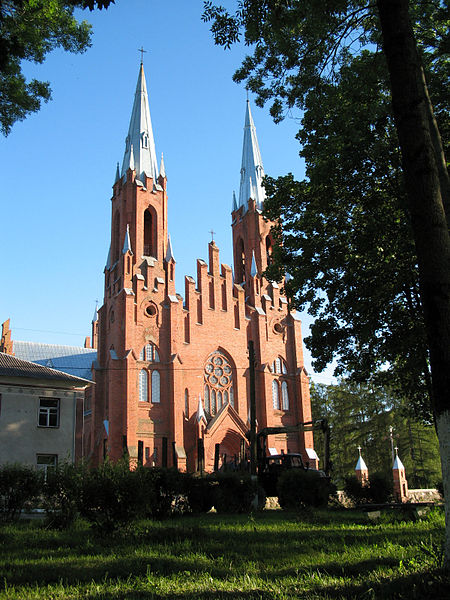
[
  {"x1": 213, "y1": 472, "x2": 259, "y2": 513},
  {"x1": 368, "y1": 472, "x2": 393, "y2": 504},
  {"x1": 42, "y1": 461, "x2": 83, "y2": 529},
  {"x1": 0, "y1": 463, "x2": 42, "y2": 521},
  {"x1": 181, "y1": 474, "x2": 215, "y2": 513},
  {"x1": 137, "y1": 467, "x2": 182, "y2": 519},
  {"x1": 344, "y1": 475, "x2": 370, "y2": 506},
  {"x1": 436, "y1": 479, "x2": 444, "y2": 499},
  {"x1": 77, "y1": 459, "x2": 145, "y2": 532},
  {"x1": 344, "y1": 472, "x2": 393, "y2": 505},
  {"x1": 277, "y1": 469, "x2": 335, "y2": 510}
]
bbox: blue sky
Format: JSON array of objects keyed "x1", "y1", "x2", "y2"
[{"x1": 0, "y1": 0, "x2": 334, "y2": 384}]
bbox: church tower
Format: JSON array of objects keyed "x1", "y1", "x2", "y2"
[
  {"x1": 91, "y1": 62, "x2": 172, "y2": 466},
  {"x1": 88, "y1": 64, "x2": 316, "y2": 472}
]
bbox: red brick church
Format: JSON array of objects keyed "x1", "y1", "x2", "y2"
[{"x1": 83, "y1": 62, "x2": 316, "y2": 472}]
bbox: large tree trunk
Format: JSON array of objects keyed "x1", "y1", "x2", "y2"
[{"x1": 377, "y1": 0, "x2": 450, "y2": 567}]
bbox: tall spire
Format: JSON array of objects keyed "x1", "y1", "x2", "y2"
[
  {"x1": 238, "y1": 101, "x2": 266, "y2": 212},
  {"x1": 121, "y1": 63, "x2": 159, "y2": 184}
]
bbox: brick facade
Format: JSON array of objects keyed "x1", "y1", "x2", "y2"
[{"x1": 85, "y1": 67, "x2": 316, "y2": 472}]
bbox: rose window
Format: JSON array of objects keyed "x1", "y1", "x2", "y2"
[{"x1": 204, "y1": 351, "x2": 234, "y2": 416}]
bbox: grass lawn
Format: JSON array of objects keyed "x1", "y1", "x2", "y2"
[{"x1": 0, "y1": 508, "x2": 448, "y2": 599}]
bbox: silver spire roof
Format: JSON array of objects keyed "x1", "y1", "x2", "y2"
[
  {"x1": 122, "y1": 224, "x2": 133, "y2": 255},
  {"x1": 165, "y1": 233, "x2": 175, "y2": 262},
  {"x1": 121, "y1": 63, "x2": 159, "y2": 183},
  {"x1": 250, "y1": 250, "x2": 258, "y2": 277},
  {"x1": 238, "y1": 101, "x2": 266, "y2": 212}
]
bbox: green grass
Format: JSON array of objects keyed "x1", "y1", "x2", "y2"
[{"x1": 0, "y1": 508, "x2": 448, "y2": 599}]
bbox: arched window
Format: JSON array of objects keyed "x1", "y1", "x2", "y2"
[
  {"x1": 236, "y1": 238, "x2": 245, "y2": 284},
  {"x1": 281, "y1": 381, "x2": 289, "y2": 410},
  {"x1": 113, "y1": 211, "x2": 120, "y2": 262},
  {"x1": 151, "y1": 371, "x2": 160, "y2": 403},
  {"x1": 139, "y1": 343, "x2": 160, "y2": 362},
  {"x1": 139, "y1": 370, "x2": 148, "y2": 402},
  {"x1": 273, "y1": 357, "x2": 287, "y2": 374},
  {"x1": 266, "y1": 235, "x2": 273, "y2": 266},
  {"x1": 272, "y1": 380, "x2": 280, "y2": 410},
  {"x1": 144, "y1": 209, "x2": 156, "y2": 257},
  {"x1": 204, "y1": 350, "x2": 234, "y2": 416},
  {"x1": 184, "y1": 389, "x2": 189, "y2": 417}
]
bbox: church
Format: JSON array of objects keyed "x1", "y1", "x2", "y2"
[{"x1": 84, "y1": 61, "x2": 316, "y2": 472}]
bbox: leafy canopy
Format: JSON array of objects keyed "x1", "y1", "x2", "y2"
[
  {"x1": 203, "y1": 1, "x2": 449, "y2": 419},
  {"x1": 0, "y1": 0, "x2": 115, "y2": 135}
]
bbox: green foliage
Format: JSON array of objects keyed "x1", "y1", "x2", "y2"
[
  {"x1": 310, "y1": 380, "x2": 442, "y2": 489},
  {"x1": 0, "y1": 0, "x2": 115, "y2": 135},
  {"x1": 277, "y1": 469, "x2": 335, "y2": 510},
  {"x1": 136, "y1": 466, "x2": 182, "y2": 519},
  {"x1": 181, "y1": 474, "x2": 216, "y2": 513},
  {"x1": 212, "y1": 472, "x2": 258, "y2": 513},
  {"x1": 42, "y1": 461, "x2": 83, "y2": 529},
  {"x1": 344, "y1": 472, "x2": 392, "y2": 505},
  {"x1": 77, "y1": 459, "x2": 145, "y2": 532},
  {"x1": 203, "y1": 0, "x2": 449, "y2": 422},
  {"x1": 0, "y1": 463, "x2": 42, "y2": 521}
]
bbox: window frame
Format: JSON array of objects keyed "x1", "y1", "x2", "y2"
[{"x1": 38, "y1": 398, "x2": 60, "y2": 428}]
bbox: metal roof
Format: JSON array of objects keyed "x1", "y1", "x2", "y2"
[
  {"x1": 121, "y1": 63, "x2": 159, "y2": 184},
  {"x1": 0, "y1": 352, "x2": 91, "y2": 386},
  {"x1": 238, "y1": 101, "x2": 266, "y2": 212},
  {"x1": 12, "y1": 341, "x2": 96, "y2": 381}
]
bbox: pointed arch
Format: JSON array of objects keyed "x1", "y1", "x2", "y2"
[
  {"x1": 144, "y1": 208, "x2": 157, "y2": 258},
  {"x1": 235, "y1": 237, "x2": 245, "y2": 284},
  {"x1": 139, "y1": 369, "x2": 148, "y2": 402},
  {"x1": 281, "y1": 381, "x2": 289, "y2": 411},
  {"x1": 113, "y1": 210, "x2": 120, "y2": 262},
  {"x1": 151, "y1": 370, "x2": 160, "y2": 403},
  {"x1": 203, "y1": 349, "x2": 236, "y2": 416},
  {"x1": 272, "y1": 380, "x2": 280, "y2": 410}
]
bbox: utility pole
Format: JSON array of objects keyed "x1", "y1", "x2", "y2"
[{"x1": 248, "y1": 340, "x2": 257, "y2": 476}]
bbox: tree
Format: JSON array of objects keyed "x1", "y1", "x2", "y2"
[
  {"x1": 310, "y1": 381, "x2": 441, "y2": 489},
  {"x1": 203, "y1": 0, "x2": 450, "y2": 564},
  {"x1": 0, "y1": 0, "x2": 114, "y2": 135}
]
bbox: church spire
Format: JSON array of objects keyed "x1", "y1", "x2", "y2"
[
  {"x1": 121, "y1": 63, "x2": 159, "y2": 184},
  {"x1": 238, "y1": 101, "x2": 266, "y2": 212}
]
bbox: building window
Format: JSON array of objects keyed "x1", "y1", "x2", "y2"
[
  {"x1": 139, "y1": 342, "x2": 160, "y2": 362},
  {"x1": 139, "y1": 369, "x2": 148, "y2": 402},
  {"x1": 38, "y1": 398, "x2": 60, "y2": 428},
  {"x1": 281, "y1": 381, "x2": 289, "y2": 410},
  {"x1": 204, "y1": 350, "x2": 234, "y2": 416},
  {"x1": 272, "y1": 380, "x2": 280, "y2": 410},
  {"x1": 36, "y1": 454, "x2": 57, "y2": 479},
  {"x1": 152, "y1": 370, "x2": 160, "y2": 403},
  {"x1": 184, "y1": 389, "x2": 189, "y2": 418},
  {"x1": 273, "y1": 357, "x2": 287, "y2": 374}
]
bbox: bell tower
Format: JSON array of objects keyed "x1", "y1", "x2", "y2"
[
  {"x1": 91, "y1": 62, "x2": 173, "y2": 465},
  {"x1": 232, "y1": 101, "x2": 275, "y2": 306}
]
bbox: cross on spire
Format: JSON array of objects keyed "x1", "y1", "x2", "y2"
[
  {"x1": 210, "y1": 229, "x2": 216, "y2": 242},
  {"x1": 138, "y1": 46, "x2": 147, "y2": 64},
  {"x1": 357, "y1": 445, "x2": 362, "y2": 455}
]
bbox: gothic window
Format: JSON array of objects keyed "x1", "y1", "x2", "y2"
[
  {"x1": 139, "y1": 343, "x2": 160, "y2": 362},
  {"x1": 281, "y1": 381, "x2": 289, "y2": 410},
  {"x1": 113, "y1": 211, "x2": 120, "y2": 262},
  {"x1": 144, "y1": 209, "x2": 156, "y2": 257},
  {"x1": 139, "y1": 370, "x2": 148, "y2": 402},
  {"x1": 272, "y1": 380, "x2": 280, "y2": 410},
  {"x1": 204, "y1": 350, "x2": 234, "y2": 416},
  {"x1": 236, "y1": 238, "x2": 245, "y2": 284},
  {"x1": 151, "y1": 371, "x2": 160, "y2": 403},
  {"x1": 273, "y1": 357, "x2": 287, "y2": 374},
  {"x1": 266, "y1": 235, "x2": 273, "y2": 266}
]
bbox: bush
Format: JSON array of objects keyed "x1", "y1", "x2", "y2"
[
  {"x1": 137, "y1": 467, "x2": 182, "y2": 519},
  {"x1": 344, "y1": 472, "x2": 392, "y2": 505},
  {"x1": 42, "y1": 461, "x2": 83, "y2": 529},
  {"x1": 277, "y1": 469, "x2": 335, "y2": 510},
  {"x1": 181, "y1": 474, "x2": 215, "y2": 513},
  {"x1": 213, "y1": 472, "x2": 259, "y2": 513},
  {"x1": 0, "y1": 463, "x2": 42, "y2": 521},
  {"x1": 436, "y1": 479, "x2": 444, "y2": 499},
  {"x1": 368, "y1": 472, "x2": 393, "y2": 504},
  {"x1": 78, "y1": 459, "x2": 145, "y2": 532}
]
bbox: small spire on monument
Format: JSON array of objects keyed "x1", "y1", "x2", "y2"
[
  {"x1": 128, "y1": 143, "x2": 135, "y2": 171},
  {"x1": 197, "y1": 394, "x2": 206, "y2": 423},
  {"x1": 115, "y1": 162, "x2": 120, "y2": 183},
  {"x1": 92, "y1": 300, "x2": 99, "y2": 324}
]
